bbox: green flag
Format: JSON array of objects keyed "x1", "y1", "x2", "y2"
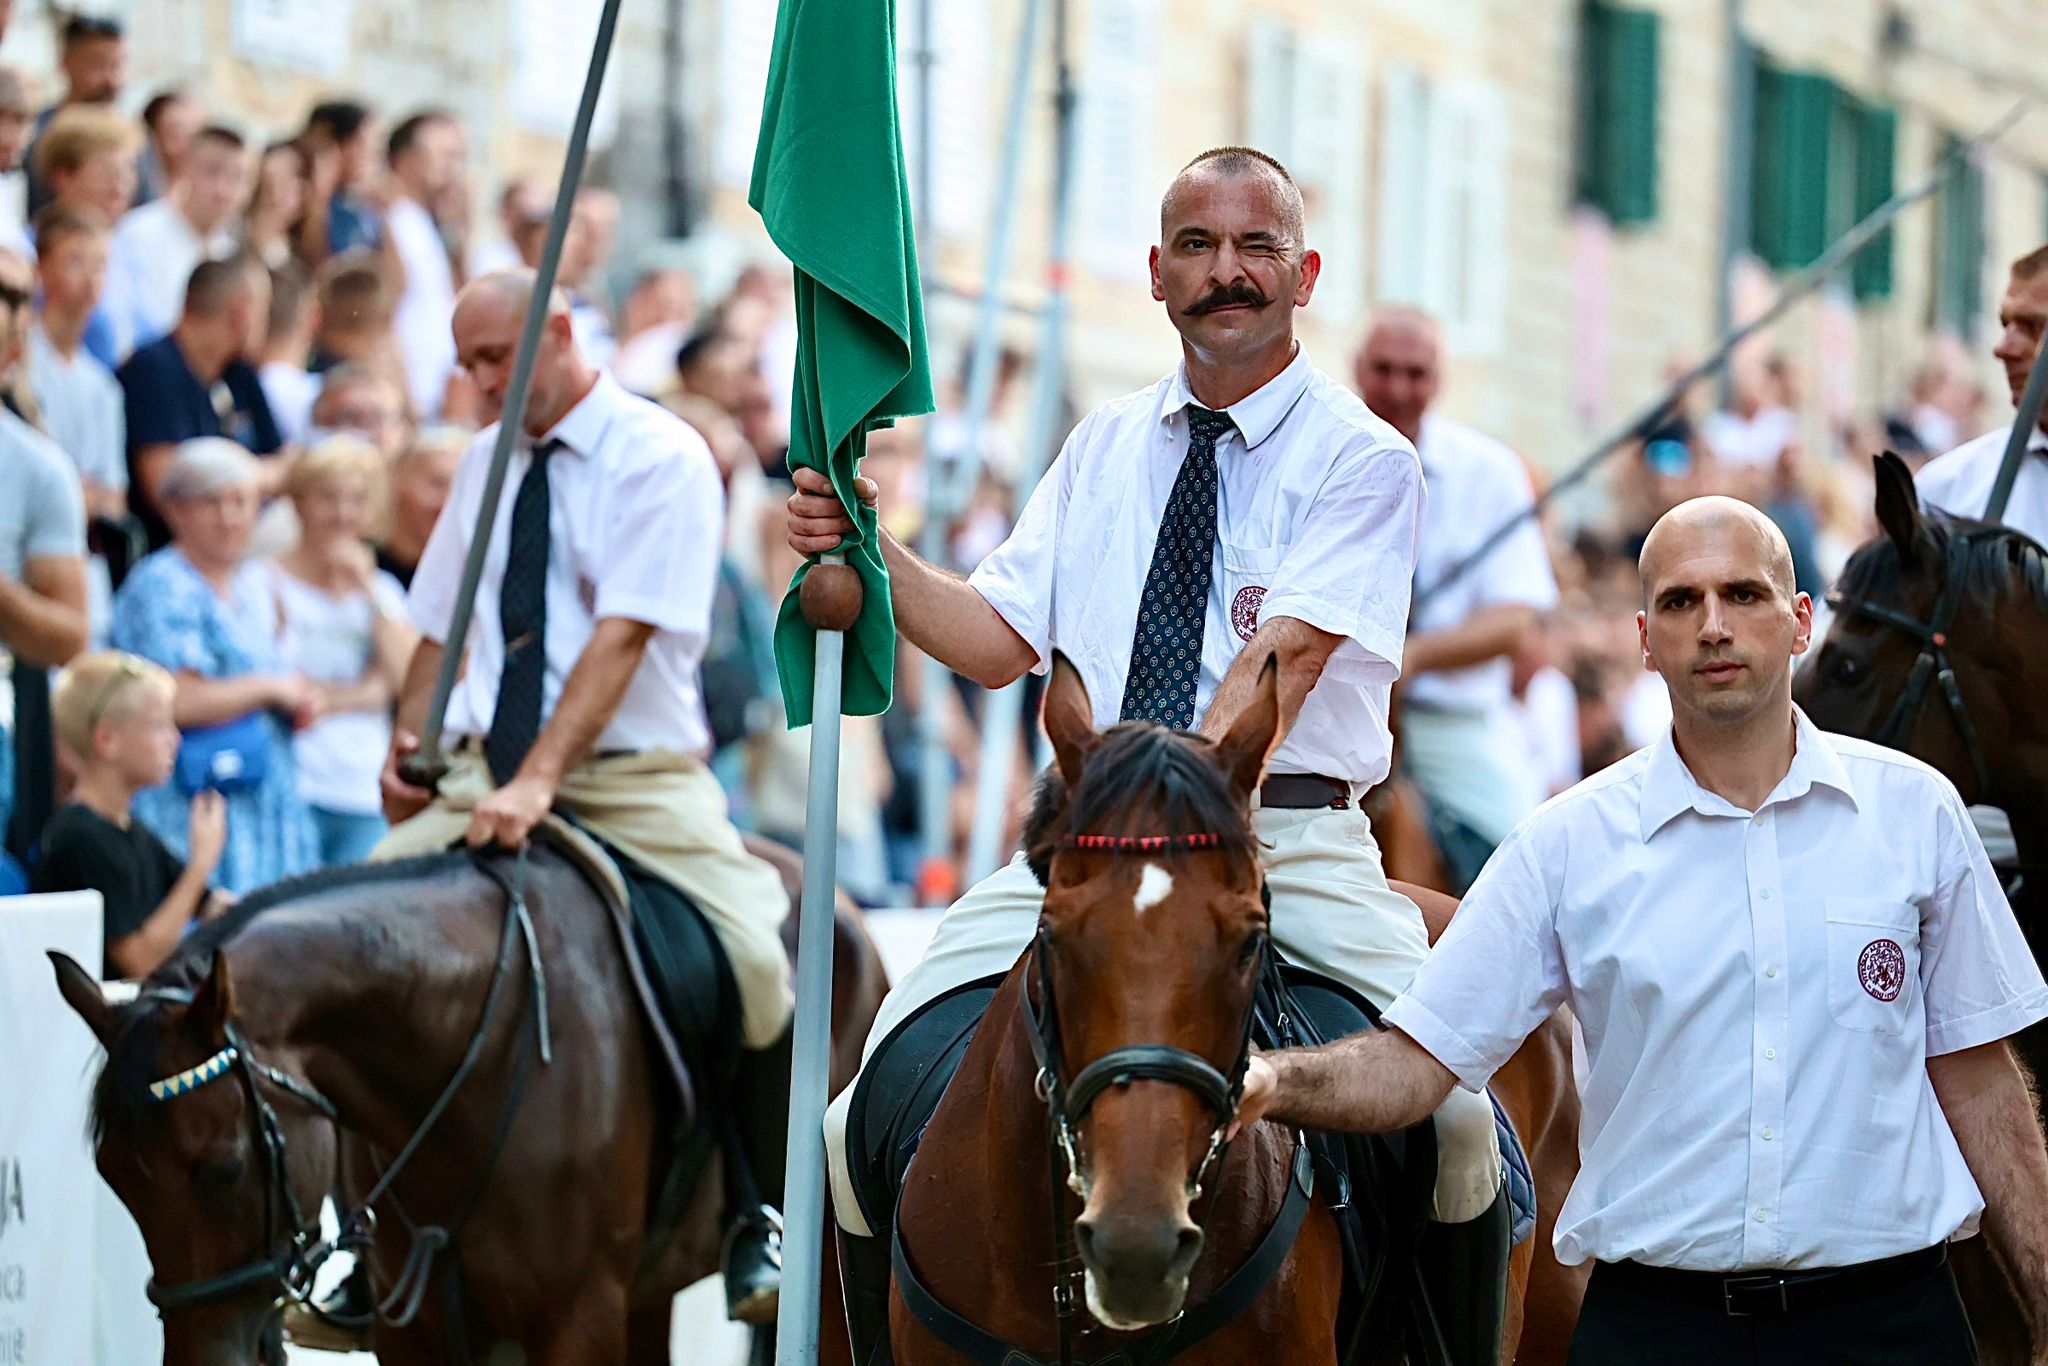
[{"x1": 749, "y1": 0, "x2": 934, "y2": 727}]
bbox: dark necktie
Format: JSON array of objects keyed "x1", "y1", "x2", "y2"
[
  {"x1": 1120, "y1": 405, "x2": 1234, "y2": 729},
  {"x1": 484, "y1": 438, "x2": 563, "y2": 785}
]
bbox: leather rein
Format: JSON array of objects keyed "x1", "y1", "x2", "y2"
[
  {"x1": 893, "y1": 831, "x2": 1315, "y2": 1366},
  {"x1": 1827, "y1": 526, "x2": 2002, "y2": 798},
  {"x1": 136, "y1": 848, "x2": 551, "y2": 1358}
]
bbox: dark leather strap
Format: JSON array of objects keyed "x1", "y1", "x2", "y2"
[
  {"x1": 1598, "y1": 1244, "x2": 1946, "y2": 1317},
  {"x1": 891, "y1": 1140, "x2": 1317, "y2": 1366},
  {"x1": 1258, "y1": 773, "x2": 1350, "y2": 810}
]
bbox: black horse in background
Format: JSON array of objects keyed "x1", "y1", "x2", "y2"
[{"x1": 1796, "y1": 449, "x2": 2048, "y2": 1365}]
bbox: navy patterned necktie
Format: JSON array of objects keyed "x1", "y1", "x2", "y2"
[
  {"x1": 484, "y1": 438, "x2": 563, "y2": 785},
  {"x1": 1120, "y1": 405, "x2": 1234, "y2": 729}
]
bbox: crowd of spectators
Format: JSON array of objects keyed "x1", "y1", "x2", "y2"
[{"x1": 0, "y1": 14, "x2": 2006, "y2": 977}]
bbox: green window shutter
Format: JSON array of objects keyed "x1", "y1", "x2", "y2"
[
  {"x1": 1850, "y1": 101, "x2": 1896, "y2": 300},
  {"x1": 1575, "y1": 0, "x2": 1660, "y2": 227},
  {"x1": 1933, "y1": 135, "x2": 1986, "y2": 335},
  {"x1": 1749, "y1": 63, "x2": 1834, "y2": 269}
]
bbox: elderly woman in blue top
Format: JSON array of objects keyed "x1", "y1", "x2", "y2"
[{"x1": 110, "y1": 437, "x2": 319, "y2": 892}]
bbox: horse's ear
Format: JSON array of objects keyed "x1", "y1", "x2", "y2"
[
  {"x1": 1216, "y1": 654, "x2": 1282, "y2": 798},
  {"x1": 189, "y1": 953, "x2": 235, "y2": 1040},
  {"x1": 1873, "y1": 450, "x2": 1923, "y2": 565},
  {"x1": 50, "y1": 950, "x2": 116, "y2": 1046},
  {"x1": 1043, "y1": 651, "x2": 1100, "y2": 788}
]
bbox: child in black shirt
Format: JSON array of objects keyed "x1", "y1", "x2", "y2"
[{"x1": 34, "y1": 651, "x2": 226, "y2": 978}]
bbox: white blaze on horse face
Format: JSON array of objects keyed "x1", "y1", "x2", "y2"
[{"x1": 1131, "y1": 863, "x2": 1174, "y2": 917}]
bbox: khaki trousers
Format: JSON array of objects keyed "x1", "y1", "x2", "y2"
[
  {"x1": 372, "y1": 744, "x2": 794, "y2": 1049},
  {"x1": 826, "y1": 804, "x2": 1501, "y2": 1235}
]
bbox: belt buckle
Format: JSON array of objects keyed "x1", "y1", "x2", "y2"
[{"x1": 1722, "y1": 1272, "x2": 1788, "y2": 1317}]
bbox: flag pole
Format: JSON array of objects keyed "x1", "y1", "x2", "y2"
[
  {"x1": 775, "y1": 555, "x2": 858, "y2": 1365},
  {"x1": 1984, "y1": 325, "x2": 2048, "y2": 522},
  {"x1": 964, "y1": 0, "x2": 1078, "y2": 882},
  {"x1": 399, "y1": 0, "x2": 625, "y2": 789}
]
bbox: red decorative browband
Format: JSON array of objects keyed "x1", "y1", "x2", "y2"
[{"x1": 1060, "y1": 833, "x2": 1226, "y2": 853}]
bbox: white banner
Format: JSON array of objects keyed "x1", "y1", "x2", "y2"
[{"x1": 0, "y1": 893, "x2": 102, "y2": 1366}]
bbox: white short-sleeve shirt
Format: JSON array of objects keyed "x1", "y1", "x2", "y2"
[
  {"x1": 407, "y1": 372, "x2": 726, "y2": 757},
  {"x1": 1406, "y1": 413, "x2": 1559, "y2": 713},
  {"x1": 387, "y1": 196, "x2": 458, "y2": 420},
  {"x1": 1916, "y1": 422, "x2": 2048, "y2": 546},
  {"x1": 967, "y1": 345, "x2": 1424, "y2": 787},
  {"x1": 1384, "y1": 708, "x2": 2048, "y2": 1272},
  {"x1": 106, "y1": 199, "x2": 237, "y2": 356}
]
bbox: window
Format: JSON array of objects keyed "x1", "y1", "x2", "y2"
[
  {"x1": 1932, "y1": 134, "x2": 1986, "y2": 337},
  {"x1": 1077, "y1": 0, "x2": 1163, "y2": 284},
  {"x1": 1746, "y1": 55, "x2": 1896, "y2": 298},
  {"x1": 1575, "y1": 0, "x2": 1660, "y2": 228},
  {"x1": 1374, "y1": 67, "x2": 1509, "y2": 355},
  {"x1": 1244, "y1": 18, "x2": 1368, "y2": 314}
]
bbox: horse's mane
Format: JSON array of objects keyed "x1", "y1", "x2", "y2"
[
  {"x1": 1020, "y1": 724, "x2": 1258, "y2": 887},
  {"x1": 92, "y1": 851, "x2": 475, "y2": 1147},
  {"x1": 1837, "y1": 510, "x2": 2048, "y2": 620}
]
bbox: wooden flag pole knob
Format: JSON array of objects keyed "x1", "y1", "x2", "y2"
[{"x1": 801, "y1": 561, "x2": 864, "y2": 632}]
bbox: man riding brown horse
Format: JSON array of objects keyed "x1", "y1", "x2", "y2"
[
  {"x1": 790, "y1": 146, "x2": 1510, "y2": 1364},
  {"x1": 377, "y1": 267, "x2": 797, "y2": 1324}
]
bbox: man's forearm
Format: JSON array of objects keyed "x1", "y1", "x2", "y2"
[
  {"x1": 1199, "y1": 615, "x2": 1336, "y2": 745},
  {"x1": 394, "y1": 638, "x2": 443, "y2": 737},
  {"x1": 878, "y1": 528, "x2": 1037, "y2": 689},
  {"x1": 517, "y1": 618, "x2": 653, "y2": 785},
  {"x1": 1404, "y1": 604, "x2": 1538, "y2": 678},
  {"x1": 0, "y1": 573, "x2": 88, "y2": 667},
  {"x1": 1931, "y1": 1043, "x2": 2048, "y2": 1337},
  {"x1": 1266, "y1": 1026, "x2": 1458, "y2": 1134}
]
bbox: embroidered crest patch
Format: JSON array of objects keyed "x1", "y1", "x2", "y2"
[
  {"x1": 1858, "y1": 939, "x2": 1906, "y2": 1002},
  {"x1": 1230, "y1": 586, "x2": 1265, "y2": 642}
]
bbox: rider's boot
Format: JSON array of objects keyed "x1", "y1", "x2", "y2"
[
  {"x1": 722, "y1": 1024, "x2": 793, "y2": 1324},
  {"x1": 838, "y1": 1228, "x2": 896, "y2": 1366},
  {"x1": 281, "y1": 1260, "x2": 374, "y2": 1352},
  {"x1": 1416, "y1": 1183, "x2": 1510, "y2": 1366}
]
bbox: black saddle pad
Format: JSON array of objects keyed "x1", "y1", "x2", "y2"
[
  {"x1": 844, "y1": 961, "x2": 1434, "y2": 1320},
  {"x1": 609, "y1": 848, "x2": 743, "y2": 1100}
]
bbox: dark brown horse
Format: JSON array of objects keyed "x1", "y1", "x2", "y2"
[
  {"x1": 1797, "y1": 450, "x2": 2048, "y2": 1364},
  {"x1": 890, "y1": 657, "x2": 1584, "y2": 1364},
  {"x1": 52, "y1": 840, "x2": 888, "y2": 1365}
]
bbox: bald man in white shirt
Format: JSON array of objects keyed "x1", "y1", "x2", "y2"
[
  {"x1": 375, "y1": 267, "x2": 794, "y2": 1324},
  {"x1": 1238, "y1": 497, "x2": 2048, "y2": 1364},
  {"x1": 1356, "y1": 307, "x2": 1559, "y2": 890},
  {"x1": 791, "y1": 146, "x2": 1510, "y2": 1365}
]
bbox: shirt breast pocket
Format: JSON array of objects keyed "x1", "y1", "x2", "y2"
[
  {"x1": 1219, "y1": 542, "x2": 1286, "y2": 645},
  {"x1": 1824, "y1": 897, "x2": 1921, "y2": 1035}
]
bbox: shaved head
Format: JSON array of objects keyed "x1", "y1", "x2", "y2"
[
  {"x1": 1638, "y1": 496, "x2": 1796, "y2": 606},
  {"x1": 454, "y1": 266, "x2": 571, "y2": 327},
  {"x1": 1161, "y1": 147, "x2": 1305, "y2": 254}
]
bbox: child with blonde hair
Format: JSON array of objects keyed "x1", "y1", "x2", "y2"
[{"x1": 35, "y1": 650, "x2": 226, "y2": 979}]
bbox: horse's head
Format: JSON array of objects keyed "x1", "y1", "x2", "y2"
[
  {"x1": 52, "y1": 949, "x2": 335, "y2": 1366},
  {"x1": 1796, "y1": 450, "x2": 2046, "y2": 805},
  {"x1": 1019, "y1": 652, "x2": 1279, "y2": 1330}
]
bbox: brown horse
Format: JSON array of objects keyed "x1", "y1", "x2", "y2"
[
  {"x1": 889, "y1": 656, "x2": 1583, "y2": 1364},
  {"x1": 1796, "y1": 450, "x2": 2048, "y2": 1364},
  {"x1": 51, "y1": 840, "x2": 887, "y2": 1365}
]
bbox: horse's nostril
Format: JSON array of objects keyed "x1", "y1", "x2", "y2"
[{"x1": 1173, "y1": 1223, "x2": 1203, "y2": 1271}]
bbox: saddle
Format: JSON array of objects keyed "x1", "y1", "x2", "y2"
[{"x1": 845, "y1": 960, "x2": 1535, "y2": 1363}]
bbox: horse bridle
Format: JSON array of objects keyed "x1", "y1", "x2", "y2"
[
  {"x1": 1019, "y1": 831, "x2": 1276, "y2": 1363},
  {"x1": 1827, "y1": 526, "x2": 1997, "y2": 798},
  {"x1": 133, "y1": 849, "x2": 549, "y2": 1351}
]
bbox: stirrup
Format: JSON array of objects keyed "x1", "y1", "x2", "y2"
[{"x1": 723, "y1": 1205, "x2": 784, "y2": 1326}]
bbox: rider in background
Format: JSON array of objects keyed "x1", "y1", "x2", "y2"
[
  {"x1": 1913, "y1": 242, "x2": 2048, "y2": 872},
  {"x1": 791, "y1": 147, "x2": 1511, "y2": 1366},
  {"x1": 1354, "y1": 306, "x2": 1558, "y2": 891},
  {"x1": 377, "y1": 268, "x2": 794, "y2": 1324},
  {"x1": 1238, "y1": 497, "x2": 2048, "y2": 1364}
]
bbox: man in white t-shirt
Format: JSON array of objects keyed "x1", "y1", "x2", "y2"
[
  {"x1": 383, "y1": 110, "x2": 465, "y2": 421},
  {"x1": 104, "y1": 124, "x2": 248, "y2": 357},
  {"x1": 792, "y1": 147, "x2": 1511, "y2": 1366},
  {"x1": 1356, "y1": 307, "x2": 1559, "y2": 889},
  {"x1": 1238, "y1": 497, "x2": 2048, "y2": 1363}
]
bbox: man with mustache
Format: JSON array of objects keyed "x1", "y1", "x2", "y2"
[
  {"x1": 792, "y1": 146, "x2": 1512, "y2": 1363},
  {"x1": 1237, "y1": 497, "x2": 2048, "y2": 1364},
  {"x1": 1916, "y1": 242, "x2": 2048, "y2": 543}
]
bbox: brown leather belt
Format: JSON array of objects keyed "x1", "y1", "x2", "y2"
[{"x1": 1258, "y1": 773, "x2": 1352, "y2": 810}]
